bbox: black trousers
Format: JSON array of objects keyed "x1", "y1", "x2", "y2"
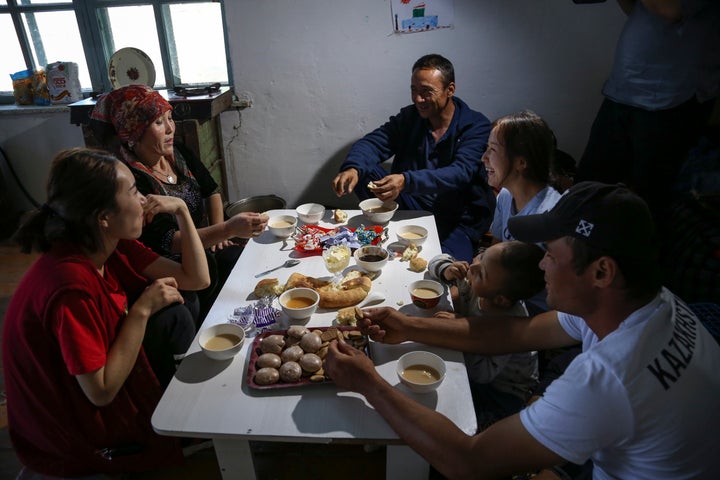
[
  {"x1": 577, "y1": 96, "x2": 715, "y2": 221},
  {"x1": 142, "y1": 299, "x2": 198, "y2": 388}
]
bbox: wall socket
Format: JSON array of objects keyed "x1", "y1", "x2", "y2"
[{"x1": 231, "y1": 91, "x2": 253, "y2": 109}]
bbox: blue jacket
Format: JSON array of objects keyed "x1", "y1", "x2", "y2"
[{"x1": 341, "y1": 97, "x2": 494, "y2": 242}]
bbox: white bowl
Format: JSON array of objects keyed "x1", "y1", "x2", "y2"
[
  {"x1": 408, "y1": 279, "x2": 443, "y2": 309},
  {"x1": 279, "y1": 287, "x2": 320, "y2": 320},
  {"x1": 396, "y1": 225, "x2": 428, "y2": 246},
  {"x1": 268, "y1": 215, "x2": 297, "y2": 238},
  {"x1": 396, "y1": 351, "x2": 446, "y2": 393},
  {"x1": 198, "y1": 323, "x2": 246, "y2": 361},
  {"x1": 359, "y1": 198, "x2": 398, "y2": 224},
  {"x1": 295, "y1": 203, "x2": 325, "y2": 224},
  {"x1": 353, "y1": 245, "x2": 389, "y2": 272}
]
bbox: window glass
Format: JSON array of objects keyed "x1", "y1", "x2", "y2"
[
  {"x1": 15, "y1": 0, "x2": 71, "y2": 4},
  {"x1": 166, "y1": 2, "x2": 228, "y2": 86},
  {"x1": 1, "y1": 14, "x2": 27, "y2": 92},
  {"x1": 21, "y1": 10, "x2": 91, "y2": 90},
  {"x1": 103, "y1": 5, "x2": 166, "y2": 88}
]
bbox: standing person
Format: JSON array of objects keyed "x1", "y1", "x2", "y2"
[
  {"x1": 2, "y1": 148, "x2": 210, "y2": 477},
  {"x1": 576, "y1": 0, "x2": 720, "y2": 221},
  {"x1": 90, "y1": 84, "x2": 268, "y2": 318},
  {"x1": 483, "y1": 110, "x2": 562, "y2": 244},
  {"x1": 324, "y1": 182, "x2": 720, "y2": 479},
  {"x1": 332, "y1": 54, "x2": 495, "y2": 262},
  {"x1": 429, "y1": 241, "x2": 546, "y2": 429}
]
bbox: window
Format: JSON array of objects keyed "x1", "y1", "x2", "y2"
[{"x1": 0, "y1": 0, "x2": 230, "y2": 102}]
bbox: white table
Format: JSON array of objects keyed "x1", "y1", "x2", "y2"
[{"x1": 152, "y1": 209, "x2": 477, "y2": 479}]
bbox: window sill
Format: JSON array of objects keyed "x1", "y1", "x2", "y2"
[{"x1": 0, "y1": 104, "x2": 70, "y2": 116}]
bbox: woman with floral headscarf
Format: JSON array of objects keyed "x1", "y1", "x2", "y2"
[{"x1": 90, "y1": 85, "x2": 268, "y2": 317}]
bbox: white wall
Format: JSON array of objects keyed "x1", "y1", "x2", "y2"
[
  {"x1": 0, "y1": 111, "x2": 83, "y2": 215},
  {"x1": 0, "y1": 0, "x2": 625, "y2": 219},
  {"x1": 221, "y1": 0, "x2": 624, "y2": 209}
]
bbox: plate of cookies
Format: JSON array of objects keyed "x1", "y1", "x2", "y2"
[{"x1": 246, "y1": 325, "x2": 370, "y2": 389}]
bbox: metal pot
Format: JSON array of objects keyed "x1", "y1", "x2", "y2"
[{"x1": 225, "y1": 195, "x2": 287, "y2": 218}]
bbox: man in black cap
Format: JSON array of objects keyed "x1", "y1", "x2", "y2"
[{"x1": 324, "y1": 181, "x2": 720, "y2": 479}]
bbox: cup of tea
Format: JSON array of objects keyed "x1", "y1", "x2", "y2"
[{"x1": 408, "y1": 280, "x2": 443, "y2": 309}]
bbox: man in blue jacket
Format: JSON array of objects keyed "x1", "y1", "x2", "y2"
[{"x1": 332, "y1": 54, "x2": 494, "y2": 262}]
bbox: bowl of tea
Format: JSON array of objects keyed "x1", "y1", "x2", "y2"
[
  {"x1": 359, "y1": 198, "x2": 398, "y2": 224},
  {"x1": 396, "y1": 350, "x2": 446, "y2": 393},
  {"x1": 353, "y1": 245, "x2": 389, "y2": 272},
  {"x1": 408, "y1": 279, "x2": 444, "y2": 309},
  {"x1": 279, "y1": 287, "x2": 320, "y2": 320},
  {"x1": 199, "y1": 322, "x2": 246, "y2": 361},
  {"x1": 396, "y1": 225, "x2": 428, "y2": 246},
  {"x1": 268, "y1": 215, "x2": 297, "y2": 238}
]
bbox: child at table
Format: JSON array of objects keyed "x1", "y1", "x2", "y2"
[{"x1": 429, "y1": 241, "x2": 545, "y2": 429}]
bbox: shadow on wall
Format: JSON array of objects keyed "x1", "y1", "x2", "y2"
[
  {"x1": 0, "y1": 115, "x2": 84, "y2": 213},
  {"x1": 293, "y1": 140, "x2": 357, "y2": 210}
]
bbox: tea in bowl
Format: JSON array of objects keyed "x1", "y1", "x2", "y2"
[
  {"x1": 396, "y1": 350, "x2": 446, "y2": 393},
  {"x1": 359, "y1": 198, "x2": 398, "y2": 224},
  {"x1": 279, "y1": 287, "x2": 320, "y2": 320},
  {"x1": 198, "y1": 322, "x2": 246, "y2": 361},
  {"x1": 295, "y1": 203, "x2": 325, "y2": 224},
  {"x1": 408, "y1": 279, "x2": 443, "y2": 309},
  {"x1": 396, "y1": 225, "x2": 428, "y2": 246},
  {"x1": 353, "y1": 245, "x2": 389, "y2": 272},
  {"x1": 268, "y1": 215, "x2": 298, "y2": 239}
]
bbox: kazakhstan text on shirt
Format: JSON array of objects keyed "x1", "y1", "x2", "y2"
[{"x1": 646, "y1": 298, "x2": 697, "y2": 390}]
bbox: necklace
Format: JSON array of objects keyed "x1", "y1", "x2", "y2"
[{"x1": 151, "y1": 168, "x2": 175, "y2": 184}]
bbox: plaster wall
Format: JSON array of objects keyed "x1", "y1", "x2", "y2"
[{"x1": 221, "y1": 0, "x2": 624, "y2": 208}]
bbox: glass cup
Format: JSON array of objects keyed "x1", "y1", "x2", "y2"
[{"x1": 322, "y1": 244, "x2": 351, "y2": 283}]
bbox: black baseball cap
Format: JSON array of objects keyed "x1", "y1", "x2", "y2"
[{"x1": 507, "y1": 182, "x2": 658, "y2": 261}]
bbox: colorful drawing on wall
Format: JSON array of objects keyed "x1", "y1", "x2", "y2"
[{"x1": 391, "y1": 0, "x2": 453, "y2": 34}]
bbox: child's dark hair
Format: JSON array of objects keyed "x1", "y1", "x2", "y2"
[
  {"x1": 13, "y1": 148, "x2": 121, "y2": 254},
  {"x1": 498, "y1": 241, "x2": 546, "y2": 303}
]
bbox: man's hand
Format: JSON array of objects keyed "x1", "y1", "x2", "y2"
[
  {"x1": 371, "y1": 174, "x2": 405, "y2": 202},
  {"x1": 324, "y1": 339, "x2": 381, "y2": 392},
  {"x1": 332, "y1": 169, "x2": 359, "y2": 197},
  {"x1": 357, "y1": 307, "x2": 409, "y2": 344}
]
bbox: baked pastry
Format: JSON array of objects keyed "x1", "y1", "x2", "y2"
[
  {"x1": 401, "y1": 243, "x2": 419, "y2": 261},
  {"x1": 409, "y1": 256, "x2": 428, "y2": 272},
  {"x1": 333, "y1": 209, "x2": 348, "y2": 223},
  {"x1": 285, "y1": 271, "x2": 372, "y2": 308},
  {"x1": 337, "y1": 306, "x2": 364, "y2": 326},
  {"x1": 367, "y1": 181, "x2": 378, "y2": 190},
  {"x1": 253, "y1": 278, "x2": 284, "y2": 297}
]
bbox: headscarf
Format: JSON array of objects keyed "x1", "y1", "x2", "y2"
[{"x1": 90, "y1": 84, "x2": 172, "y2": 145}]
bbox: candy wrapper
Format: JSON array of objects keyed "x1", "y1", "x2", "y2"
[
  {"x1": 293, "y1": 225, "x2": 386, "y2": 254},
  {"x1": 229, "y1": 298, "x2": 280, "y2": 336}
]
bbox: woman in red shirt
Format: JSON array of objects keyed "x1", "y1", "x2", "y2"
[{"x1": 3, "y1": 148, "x2": 209, "y2": 477}]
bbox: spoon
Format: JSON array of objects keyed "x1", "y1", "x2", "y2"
[
  {"x1": 357, "y1": 291, "x2": 386, "y2": 308},
  {"x1": 255, "y1": 259, "x2": 301, "y2": 278}
]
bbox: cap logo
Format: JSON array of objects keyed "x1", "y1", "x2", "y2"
[{"x1": 576, "y1": 219, "x2": 594, "y2": 237}]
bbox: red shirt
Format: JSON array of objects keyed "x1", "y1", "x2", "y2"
[{"x1": 2, "y1": 240, "x2": 183, "y2": 476}]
